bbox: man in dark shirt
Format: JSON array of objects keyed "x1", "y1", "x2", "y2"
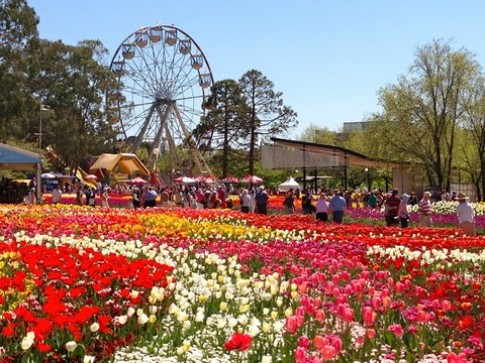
[{"x1": 255, "y1": 186, "x2": 269, "y2": 215}]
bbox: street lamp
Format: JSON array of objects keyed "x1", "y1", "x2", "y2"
[
  {"x1": 35, "y1": 104, "x2": 50, "y2": 153},
  {"x1": 364, "y1": 167, "x2": 370, "y2": 191}
]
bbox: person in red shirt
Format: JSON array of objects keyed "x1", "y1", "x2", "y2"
[{"x1": 384, "y1": 189, "x2": 401, "y2": 226}]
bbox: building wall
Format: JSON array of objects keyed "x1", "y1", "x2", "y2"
[{"x1": 392, "y1": 166, "x2": 426, "y2": 197}]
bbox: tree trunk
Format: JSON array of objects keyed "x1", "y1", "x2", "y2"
[{"x1": 222, "y1": 111, "x2": 229, "y2": 178}]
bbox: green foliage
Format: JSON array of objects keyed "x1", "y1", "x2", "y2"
[
  {"x1": 31, "y1": 39, "x2": 118, "y2": 171},
  {"x1": 373, "y1": 39, "x2": 480, "y2": 190},
  {"x1": 198, "y1": 79, "x2": 251, "y2": 177},
  {"x1": 460, "y1": 76, "x2": 485, "y2": 200},
  {"x1": 239, "y1": 70, "x2": 298, "y2": 175},
  {"x1": 298, "y1": 124, "x2": 337, "y2": 145},
  {"x1": 0, "y1": 0, "x2": 39, "y2": 141}
]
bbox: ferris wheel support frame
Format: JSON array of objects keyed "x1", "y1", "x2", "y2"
[
  {"x1": 149, "y1": 104, "x2": 173, "y2": 172},
  {"x1": 164, "y1": 125, "x2": 181, "y2": 173},
  {"x1": 129, "y1": 105, "x2": 156, "y2": 153},
  {"x1": 172, "y1": 104, "x2": 212, "y2": 176}
]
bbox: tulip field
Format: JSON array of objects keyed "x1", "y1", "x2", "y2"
[{"x1": 1, "y1": 197, "x2": 485, "y2": 362}]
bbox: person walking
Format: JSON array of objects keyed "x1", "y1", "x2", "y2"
[
  {"x1": 398, "y1": 193, "x2": 410, "y2": 228},
  {"x1": 418, "y1": 191, "x2": 434, "y2": 228},
  {"x1": 301, "y1": 192, "x2": 313, "y2": 215},
  {"x1": 101, "y1": 188, "x2": 109, "y2": 208},
  {"x1": 315, "y1": 193, "x2": 329, "y2": 222},
  {"x1": 240, "y1": 189, "x2": 252, "y2": 213},
  {"x1": 456, "y1": 193, "x2": 475, "y2": 236},
  {"x1": 368, "y1": 191, "x2": 377, "y2": 209},
  {"x1": 328, "y1": 189, "x2": 346, "y2": 223},
  {"x1": 255, "y1": 186, "x2": 269, "y2": 215},
  {"x1": 51, "y1": 185, "x2": 62, "y2": 204},
  {"x1": 408, "y1": 192, "x2": 418, "y2": 206},
  {"x1": 283, "y1": 189, "x2": 295, "y2": 215},
  {"x1": 85, "y1": 187, "x2": 96, "y2": 207},
  {"x1": 76, "y1": 186, "x2": 84, "y2": 206},
  {"x1": 384, "y1": 189, "x2": 401, "y2": 227},
  {"x1": 143, "y1": 186, "x2": 158, "y2": 208},
  {"x1": 26, "y1": 188, "x2": 37, "y2": 205},
  {"x1": 132, "y1": 187, "x2": 141, "y2": 209}
]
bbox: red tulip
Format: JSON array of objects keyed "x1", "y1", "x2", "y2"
[{"x1": 223, "y1": 332, "x2": 252, "y2": 352}]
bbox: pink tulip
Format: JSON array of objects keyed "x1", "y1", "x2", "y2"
[
  {"x1": 321, "y1": 346, "x2": 337, "y2": 361},
  {"x1": 431, "y1": 299, "x2": 441, "y2": 309},
  {"x1": 388, "y1": 324, "x2": 404, "y2": 337},
  {"x1": 408, "y1": 324, "x2": 418, "y2": 334},
  {"x1": 298, "y1": 335, "x2": 310, "y2": 349},
  {"x1": 395, "y1": 281, "x2": 405, "y2": 293},
  {"x1": 314, "y1": 335, "x2": 327, "y2": 350},
  {"x1": 327, "y1": 334, "x2": 342, "y2": 353},
  {"x1": 442, "y1": 300, "x2": 452, "y2": 311},
  {"x1": 285, "y1": 316, "x2": 298, "y2": 334},
  {"x1": 336, "y1": 303, "x2": 354, "y2": 322},
  {"x1": 446, "y1": 352, "x2": 470, "y2": 363},
  {"x1": 367, "y1": 329, "x2": 376, "y2": 339},
  {"x1": 362, "y1": 306, "x2": 377, "y2": 327},
  {"x1": 295, "y1": 347, "x2": 306, "y2": 362}
]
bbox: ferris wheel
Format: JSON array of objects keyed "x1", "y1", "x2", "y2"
[{"x1": 108, "y1": 24, "x2": 214, "y2": 173}]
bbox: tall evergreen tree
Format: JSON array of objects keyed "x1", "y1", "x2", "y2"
[
  {"x1": 197, "y1": 79, "x2": 250, "y2": 177},
  {"x1": 239, "y1": 70, "x2": 298, "y2": 175}
]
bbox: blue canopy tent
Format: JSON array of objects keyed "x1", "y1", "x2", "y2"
[{"x1": 0, "y1": 144, "x2": 42, "y2": 202}]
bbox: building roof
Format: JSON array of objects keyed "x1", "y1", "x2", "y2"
[
  {"x1": 89, "y1": 153, "x2": 150, "y2": 176},
  {"x1": 0, "y1": 143, "x2": 41, "y2": 170},
  {"x1": 270, "y1": 137, "x2": 400, "y2": 168}
]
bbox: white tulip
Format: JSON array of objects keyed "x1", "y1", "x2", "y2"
[
  {"x1": 21, "y1": 336, "x2": 34, "y2": 350},
  {"x1": 65, "y1": 341, "x2": 78, "y2": 352},
  {"x1": 89, "y1": 322, "x2": 100, "y2": 333},
  {"x1": 137, "y1": 313, "x2": 149, "y2": 325}
]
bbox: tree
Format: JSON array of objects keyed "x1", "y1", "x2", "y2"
[
  {"x1": 239, "y1": 70, "x2": 298, "y2": 175},
  {"x1": 0, "y1": 0, "x2": 39, "y2": 140},
  {"x1": 298, "y1": 124, "x2": 337, "y2": 144},
  {"x1": 460, "y1": 76, "x2": 485, "y2": 200},
  {"x1": 32, "y1": 39, "x2": 118, "y2": 172},
  {"x1": 375, "y1": 40, "x2": 479, "y2": 190},
  {"x1": 197, "y1": 79, "x2": 250, "y2": 178}
]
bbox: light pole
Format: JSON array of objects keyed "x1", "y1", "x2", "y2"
[
  {"x1": 365, "y1": 168, "x2": 370, "y2": 191},
  {"x1": 35, "y1": 104, "x2": 49, "y2": 153}
]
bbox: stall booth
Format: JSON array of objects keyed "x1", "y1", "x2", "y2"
[
  {"x1": 0, "y1": 143, "x2": 42, "y2": 203},
  {"x1": 89, "y1": 153, "x2": 150, "y2": 185}
]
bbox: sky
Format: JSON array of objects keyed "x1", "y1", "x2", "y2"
[{"x1": 28, "y1": 0, "x2": 485, "y2": 136}]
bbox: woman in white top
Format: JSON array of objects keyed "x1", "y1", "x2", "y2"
[
  {"x1": 240, "y1": 189, "x2": 252, "y2": 213},
  {"x1": 240, "y1": 189, "x2": 253, "y2": 213},
  {"x1": 315, "y1": 193, "x2": 329, "y2": 222}
]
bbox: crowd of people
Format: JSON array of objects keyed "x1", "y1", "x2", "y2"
[
  {"x1": 276, "y1": 186, "x2": 476, "y2": 236},
  {"x1": 29, "y1": 177, "x2": 476, "y2": 236}
]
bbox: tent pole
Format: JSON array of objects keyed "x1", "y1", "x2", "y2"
[{"x1": 36, "y1": 162, "x2": 42, "y2": 204}]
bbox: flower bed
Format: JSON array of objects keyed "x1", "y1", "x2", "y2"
[{"x1": 1, "y1": 205, "x2": 484, "y2": 362}]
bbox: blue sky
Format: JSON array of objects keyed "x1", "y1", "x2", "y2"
[{"x1": 29, "y1": 0, "x2": 485, "y2": 136}]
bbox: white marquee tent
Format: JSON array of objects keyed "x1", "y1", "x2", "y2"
[{"x1": 278, "y1": 177, "x2": 300, "y2": 191}]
